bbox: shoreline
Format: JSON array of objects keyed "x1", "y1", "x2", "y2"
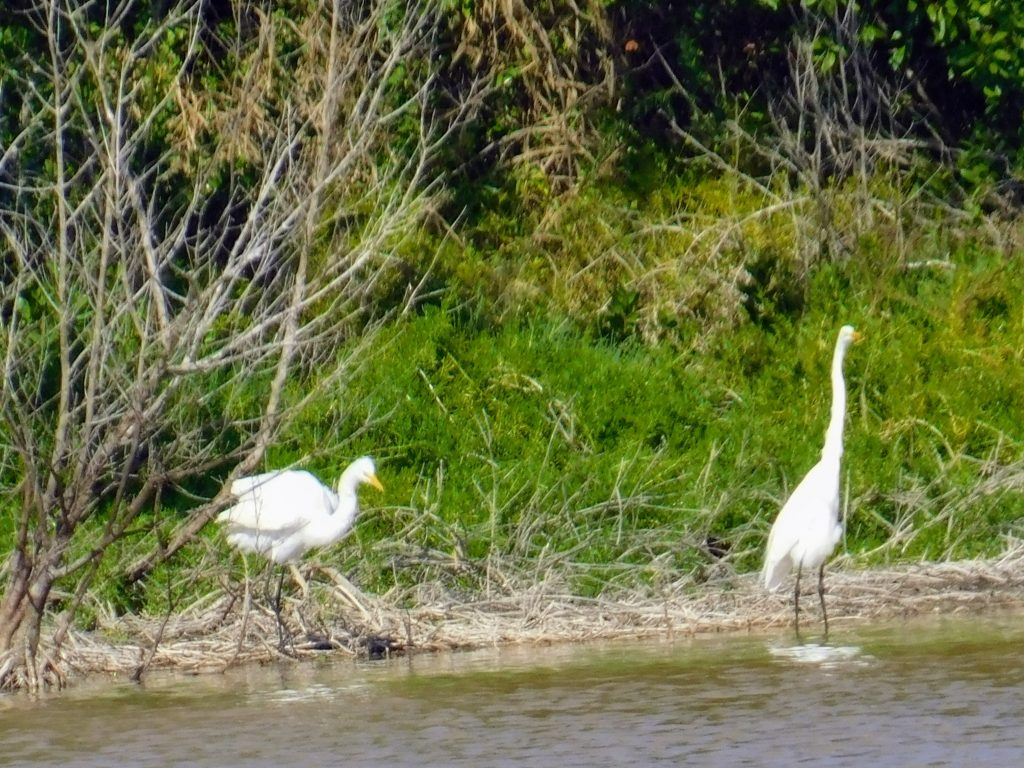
[{"x1": 54, "y1": 550, "x2": 1024, "y2": 686}]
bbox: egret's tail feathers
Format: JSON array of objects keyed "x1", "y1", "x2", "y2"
[
  {"x1": 217, "y1": 495, "x2": 266, "y2": 529},
  {"x1": 762, "y1": 556, "x2": 791, "y2": 592}
]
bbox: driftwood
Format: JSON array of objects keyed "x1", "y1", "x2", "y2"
[{"x1": 50, "y1": 549, "x2": 1024, "y2": 684}]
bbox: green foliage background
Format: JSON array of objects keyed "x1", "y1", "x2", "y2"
[{"x1": 4, "y1": 0, "x2": 1024, "y2": 618}]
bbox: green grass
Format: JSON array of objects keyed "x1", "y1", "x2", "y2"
[
  {"x1": 48, "y1": 172, "x2": 1024, "y2": 621},
  {"x1": 278, "y1": 241, "x2": 1024, "y2": 601}
]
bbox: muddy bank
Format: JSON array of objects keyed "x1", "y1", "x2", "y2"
[{"x1": 52, "y1": 550, "x2": 1024, "y2": 686}]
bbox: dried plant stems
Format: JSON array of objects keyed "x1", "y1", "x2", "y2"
[{"x1": 46, "y1": 548, "x2": 1024, "y2": 685}]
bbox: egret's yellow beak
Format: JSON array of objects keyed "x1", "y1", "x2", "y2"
[
  {"x1": 852, "y1": 330, "x2": 864, "y2": 343},
  {"x1": 368, "y1": 474, "x2": 384, "y2": 492}
]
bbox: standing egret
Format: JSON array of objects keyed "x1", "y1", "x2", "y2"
[
  {"x1": 762, "y1": 325, "x2": 861, "y2": 637},
  {"x1": 217, "y1": 456, "x2": 384, "y2": 644}
]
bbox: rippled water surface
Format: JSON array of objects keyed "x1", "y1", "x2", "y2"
[{"x1": 3, "y1": 613, "x2": 1024, "y2": 767}]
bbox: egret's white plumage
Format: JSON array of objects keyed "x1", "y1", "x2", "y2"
[
  {"x1": 218, "y1": 456, "x2": 384, "y2": 564},
  {"x1": 762, "y1": 325, "x2": 861, "y2": 636}
]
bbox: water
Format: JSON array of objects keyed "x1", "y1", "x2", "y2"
[{"x1": 2, "y1": 613, "x2": 1023, "y2": 767}]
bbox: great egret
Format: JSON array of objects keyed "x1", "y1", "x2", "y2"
[
  {"x1": 217, "y1": 456, "x2": 384, "y2": 644},
  {"x1": 762, "y1": 325, "x2": 861, "y2": 637}
]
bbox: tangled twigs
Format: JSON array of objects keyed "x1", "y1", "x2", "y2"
[{"x1": 13, "y1": 550, "x2": 1016, "y2": 692}]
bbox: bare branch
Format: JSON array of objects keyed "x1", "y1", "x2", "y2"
[{"x1": 0, "y1": 0, "x2": 485, "y2": 689}]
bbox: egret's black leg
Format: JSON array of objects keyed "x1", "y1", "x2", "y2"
[
  {"x1": 818, "y1": 563, "x2": 829, "y2": 640},
  {"x1": 274, "y1": 569, "x2": 287, "y2": 651},
  {"x1": 793, "y1": 566, "x2": 802, "y2": 638},
  {"x1": 261, "y1": 561, "x2": 274, "y2": 605}
]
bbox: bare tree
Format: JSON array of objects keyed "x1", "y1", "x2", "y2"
[{"x1": 0, "y1": 0, "x2": 481, "y2": 691}]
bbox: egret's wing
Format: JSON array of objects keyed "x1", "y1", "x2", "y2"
[
  {"x1": 219, "y1": 470, "x2": 333, "y2": 534},
  {"x1": 229, "y1": 471, "x2": 285, "y2": 498},
  {"x1": 762, "y1": 516, "x2": 798, "y2": 591},
  {"x1": 762, "y1": 461, "x2": 840, "y2": 590},
  {"x1": 763, "y1": 463, "x2": 822, "y2": 588}
]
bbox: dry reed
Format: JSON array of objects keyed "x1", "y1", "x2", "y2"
[{"x1": 54, "y1": 545, "x2": 1024, "y2": 684}]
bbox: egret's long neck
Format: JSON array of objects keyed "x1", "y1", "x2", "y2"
[
  {"x1": 335, "y1": 469, "x2": 361, "y2": 514},
  {"x1": 309, "y1": 476, "x2": 357, "y2": 547},
  {"x1": 822, "y1": 341, "x2": 849, "y2": 463}
]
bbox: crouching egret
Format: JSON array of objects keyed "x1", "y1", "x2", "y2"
[
  {"x1": 217, "y1": 456, "x2": 384, "y2": 644},
  {"x1": 762, "y1": 325, "x2": 861, "y2": 638}
]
